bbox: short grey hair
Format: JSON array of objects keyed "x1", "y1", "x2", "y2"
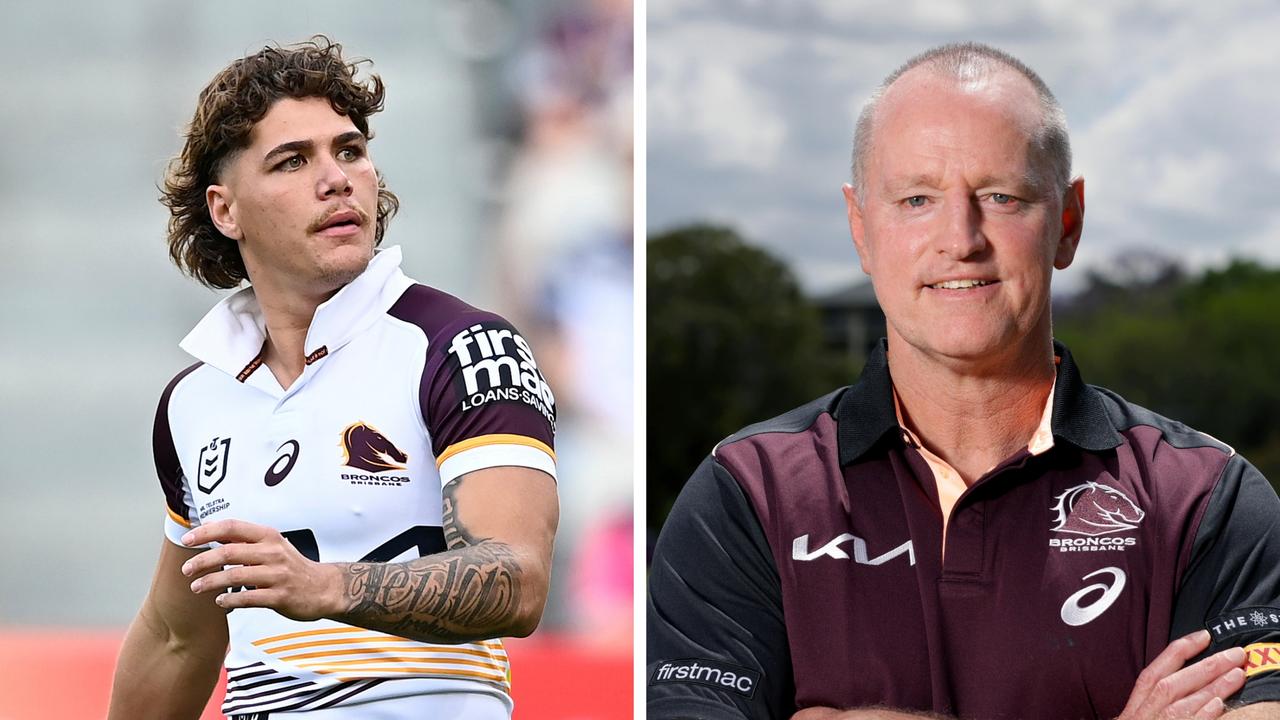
[{"x1": 850, "y1": 42, "x2": 1072, "y2": 201}]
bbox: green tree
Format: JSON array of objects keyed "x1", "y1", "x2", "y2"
[
  {"x1": 1056, "y1": 259, "x2": 1280, "y2": 490},
  {"x1": 648, "y1": 224, "x2": 855, "y2": 531}
]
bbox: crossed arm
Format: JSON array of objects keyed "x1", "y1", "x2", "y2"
[
  {"x1": 789, "y1": 632, "x2": 1279, "y2": 720},
  {"x1": 108, "y1": 465, "x2": 556, "y2": 718}
]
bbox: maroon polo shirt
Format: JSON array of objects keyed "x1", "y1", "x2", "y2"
[{"x1": 648, "y1": 341, "x2": 1280, "y2": 719}]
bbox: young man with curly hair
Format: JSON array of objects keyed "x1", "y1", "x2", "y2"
[{"x1": 109, "y1": 37, "x2": 558, "y2": 719}]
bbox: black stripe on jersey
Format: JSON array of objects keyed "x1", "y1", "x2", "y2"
[
  {"x1": 227, "y1": 673, "x2": 302, "y2": 694},
  {"x1": 227, "y1": 678, "x2": 363, "y2": 715},
  {"x1": 308, "y1": 679, "x2": 387, "y2": 710},
  {"x1": 153, "y1": 361, "x2": 203, "y2": 521},
  {"x1": 222, "y1": 680, "x2": 316, "y2": 707}
]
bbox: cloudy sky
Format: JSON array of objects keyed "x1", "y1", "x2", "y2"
[{"x1": 648, "y1": 0, "x2": 1280, "y2": 295}]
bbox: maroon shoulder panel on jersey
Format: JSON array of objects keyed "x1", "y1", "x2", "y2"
[
  {"x1": 388, "y1": 284, "x2": 555, "y2": 459},
  {"x1": 153, "y1": 362, "x2": 203, "y2": 520}
]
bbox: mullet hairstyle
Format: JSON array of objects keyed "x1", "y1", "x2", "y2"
[{"x1": 161, "y1": 35, "x2": 400, "y2": 289}]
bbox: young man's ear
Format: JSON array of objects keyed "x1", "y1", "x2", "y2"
[{"x1": 206, "y1": 184, "x2": 243, "y2": 241}]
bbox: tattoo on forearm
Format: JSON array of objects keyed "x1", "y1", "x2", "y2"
[
  {"x1": 441, "y1": 481, "x2": 476, "y2": 549},
  {"x1": 334, "y1": 480, "x2": 524, "y2": 643}
]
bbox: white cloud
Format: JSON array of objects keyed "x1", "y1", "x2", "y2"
[{"x1": 649, "y1": 21, "x2": 789, "y2": 170}]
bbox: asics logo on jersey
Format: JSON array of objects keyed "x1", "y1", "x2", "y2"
[
  {"x1": 341, "y1": 423, "x2": 408, "y2": 472},
  {"x1": 1051, "y1": 482, "x2": 1144, "y2": 536},
  {"x1": 447, "y1": 322, "x2": 556, "y2": 424},
  {"x1": 264, "y1": 439, "x2": 300, "y2": 487},
  {"x1": 197, "y1": 437, "x2": 231, "y2": 493},
  {"x1": 1060, "y1": 567, "x2": 1126, "y2": 626},
  {"x1": 792, "y1": 533, "x2": 916, "y2": 566}
]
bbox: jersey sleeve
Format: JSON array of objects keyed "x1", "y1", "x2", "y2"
[
  {"x1": 153, "y1": 363, "x2": 203, "y2": 545},
  {"x1": 423, "y1": 313, "x2": 557, "y2": 487},
  {"x1": 648, "y1": 457, "x2": 794, "y2": 719},
  {"x1": 1171, "y1": 454, "x2": 1280, "y2": 706}
]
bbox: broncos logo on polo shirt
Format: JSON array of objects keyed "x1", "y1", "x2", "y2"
[
  {"x1": 1051, "y1": 482, "x2": 1145, "y2": 536},
  {"x1": 341, "y1": 422, "x2": 409, "y2": 472}
]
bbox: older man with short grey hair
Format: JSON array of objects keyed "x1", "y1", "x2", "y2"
[{"x1": 648, "y1": 42, "x2": 1280, "y2": 720}]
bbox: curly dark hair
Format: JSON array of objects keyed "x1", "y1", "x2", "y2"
[{"x1": 162, "y1": 35, "x2": 400, "y2": 289}]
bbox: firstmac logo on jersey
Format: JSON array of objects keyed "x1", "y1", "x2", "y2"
[
  {"x1": 1049, "y1": 482, "x2": 1144, "y2": 552},
  {"x1": 649, "y1": 659, "x2": 760, "y2": 698},
  {"x1": 447, "y1": 322, "x2": 555, "y2": 426}
]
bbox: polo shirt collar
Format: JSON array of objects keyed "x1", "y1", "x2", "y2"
[
  {"x1": 179, "y1": 246, "x2": 412, "y2": 380},
  {"x1": 835, "y1": 338, "x2": 1122, "y2": 465}
]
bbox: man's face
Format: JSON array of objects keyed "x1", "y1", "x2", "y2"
[
  {"x1": 844, "y1": 68, "x2": 1083, "y2": 365},
  {"x1": 208, "y1": 96, "x2": 380, "y2": 298}
]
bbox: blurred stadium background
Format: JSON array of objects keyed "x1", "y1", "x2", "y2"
[{"x1": 0, "y1": 1, "x2": 632, "y2": 718}]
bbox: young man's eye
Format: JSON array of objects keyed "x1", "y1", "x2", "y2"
[
  {"x1": 338, "y1": 146, "x2": 363, "y2": 161},
  {"x1": 278, "y1": 155, "x2": 305, "y2": 171}
]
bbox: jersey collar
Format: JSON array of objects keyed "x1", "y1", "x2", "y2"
[
  {"x1": 179, "y1": 246, "x2": 414, "y2": 381},
  {"x1": 835, "y1": 339, "x2": 1122, "y2": 466}
]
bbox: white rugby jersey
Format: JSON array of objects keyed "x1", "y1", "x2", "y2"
[{"x1": 151, "y1": 247, "x2": 556, "y2": 717}]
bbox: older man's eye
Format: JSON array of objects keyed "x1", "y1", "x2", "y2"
[
  {"x1": 990, "y1": 193, "x2": 1013, "y2": 204},
  {"x1": 904, "y1": 196, "x2": 928, "y2": 208}
]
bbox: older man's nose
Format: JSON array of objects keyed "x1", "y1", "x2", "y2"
[{"x1": 938, "y1": 196, "x2": 987, "y2": 259}]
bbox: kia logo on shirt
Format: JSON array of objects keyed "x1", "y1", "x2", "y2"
[{"x1": 792, "y1": 533, "x2": 916, "y2": 566}]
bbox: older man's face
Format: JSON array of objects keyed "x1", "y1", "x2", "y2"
[{"x1": 845, "y1": 68, "x2": 1083, "y2": 366}]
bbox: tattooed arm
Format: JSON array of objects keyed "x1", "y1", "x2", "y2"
[
  {"x1": 180, "y1": 466, "x2": 558, "y2": 644},
  {"x1": 332, "y1": 466, "x2": 558, "y2": 642}
]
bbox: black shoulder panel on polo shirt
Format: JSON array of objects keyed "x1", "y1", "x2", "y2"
[
  {"x1": 648, "y1": 456, "x2": 793, "y2": 719},
  {"x1": 718, "y1": 387, "x2": 846, "y2": 450},
  {"x1": 1091, "y1": 384, "x2": 1234, "y2": 454}
]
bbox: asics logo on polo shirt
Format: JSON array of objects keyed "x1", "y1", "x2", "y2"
[
  {"x1": 263, "y1": 439, "x2": 300, "y2": 487},
  {"x1": 792, "y1": 533, "x2": 916, "y2": 566},
  {"x1": 1050, "y1": 482, "x2": 1144, "y2": 536},
  {"x1": 1060, "y1": 567, "x2": 1126, "y2": 626},
  {"x1": 197, "y1": 437, "x2": 231, "y2": 493},
  {"x1": 447, "y1": 322, "x2": 555, "y2": 424}
]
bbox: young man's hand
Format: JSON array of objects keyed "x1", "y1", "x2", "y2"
[{"x1": 180, "y1": 519, "x2": 343, "y2": 621}]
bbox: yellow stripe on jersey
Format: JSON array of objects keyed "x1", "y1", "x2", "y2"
[
  {"x1": 252, "y1": 627, "x2": 369, "y2": 646},
  {"x1": 263, "y1": 636, "x2": 424, "y2": 653},
  {"x1": 297, "y1": 656, "x2": 505, "y2": 671},
  {"x1": 435, "y1": 434, "x2": 556, "y2": 468},
  {"x1": 278, "y1": 645, "x2": 507, "y2": 662},
  {"x1": 322, "y1": 666, "x2": 508, "y2": 682},
  {"x1": 167, "y1": 507, "x2": 193, "y2": 528}
]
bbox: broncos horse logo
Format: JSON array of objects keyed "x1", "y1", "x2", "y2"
[
  {"x1": 1051, "y1": 482, "x2": 1145, "y2": 536},
  {"x1": 341, "y1": 422, "x2": 409, "y2": 472}
]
